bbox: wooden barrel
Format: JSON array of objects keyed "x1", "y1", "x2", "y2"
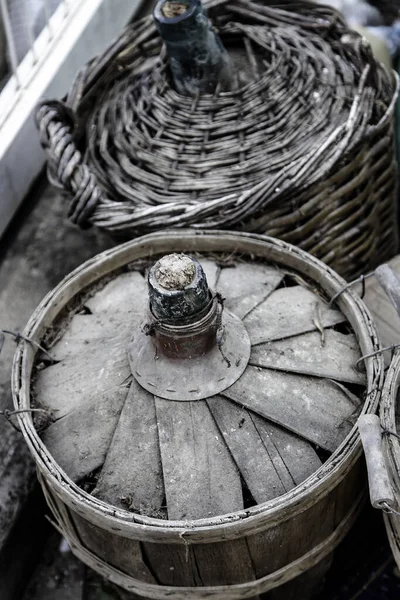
[
  {"x1": 379, "y1": 354, "x2": 400, "y2": 568},
  {"x1": 13, "y1": 231, "x2": 383, "y2": 600}
]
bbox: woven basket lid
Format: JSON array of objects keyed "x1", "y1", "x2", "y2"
[{"x1": 33, "y1": 245, "x2": 367, "y2": 521}]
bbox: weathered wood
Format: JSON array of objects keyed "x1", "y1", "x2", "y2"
[
  {"x1": 222, "y1": 366, "x2": 357, "y2": 452},
  {"x1": 142, "y1": 542, "x2": 202, "y2": 587},
  {"x1": 244, "y1": 286, "x2": 346, "y2": 346},
  {"x1": 208, "y1": 397, "x2": 321, "y2": 503},
  {"x1": 42, "y1": 387, "x2": 128, "y2": 482},
  {"x1": 94, "y1": 379, "x2": 164, "y2": 513},
  {"x1": 155, "y1": 398, "x2": 243, "y2": 520},
  {"x1": 85, "y1": 271, "x2": 148, "y2": 315},
  {"x1": 72, "y1": 513, "x2": 155, "y2": 584},
  {"x1": 16, "y1": 231, "x2": 382, "y2": 598},
  {"x1": 50, "y1": 272, "x2": 148, "y2": 361},
  {"x1": 194, "y1": 538, "x2": 260, "y2": 594},
  {"x1": 199, "y1": 258, "x2": 220, "y2": 291},
  {"x1": 217, "y1": 263, "x2": 283, "y2": 319},
  {"x1": 246, "y1": 495, "x2": 335, "y2": 584},
  {"x1": 250, "y1": 330, "x2": 366, "y2": 385},
  {"x1": 250, "y1": 412, "x2": 322, "y2": 487},
  {"x1": 36, "y1": 339, "x2": 131, "y2": 418}
]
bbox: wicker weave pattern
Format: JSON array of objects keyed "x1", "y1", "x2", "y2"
[{"x1": 37, "y1": 0, "x2": 399, "y2": 278}]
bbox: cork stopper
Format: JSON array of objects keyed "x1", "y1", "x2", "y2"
[{"x1": 148, "y1": 254, "x2": 211, "y2": 324}]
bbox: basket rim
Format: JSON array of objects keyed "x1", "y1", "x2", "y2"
[{"x1": 12, "y1": 230, "x2": 383, "y2": 542}]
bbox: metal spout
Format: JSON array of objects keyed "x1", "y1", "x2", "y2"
[{"x1": 153, "y1": 0, "x2": 234, "y2": 96}]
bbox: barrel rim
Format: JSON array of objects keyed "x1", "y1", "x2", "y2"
[{"x1": 12, "y1": 230, "x2": 383, "y2": 541}]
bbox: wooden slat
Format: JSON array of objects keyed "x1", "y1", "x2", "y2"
[
  {"x1": 194, "y1": 538, "x2": 260, "y2": 591},
  {"x1": 222, "y1": 366, "x2": 357, "y2": 452},
  {"x1": 250, "y1": 330, "x2": 366, "y2": 385},
  {"x1": 85, "y1": 271, "x2": 148, "y2": 315},
  {"x1": 155, "y1": 398, "x2": 243, "y2": 520},
  {"x1": 199, "y1": 258, "x2": 220, "y2": 291},
  {"x1": 49, "y1": 316, "x2": 130, "y2": 362},
  {"x1": 72, "y1": 513, "x2": 156, "y2": 585},
  {"x1": 244, "y1": 286, "x2": 346, "y2": 345},
  {"x1": 250, "y1": 412, "x2": 322, "y2": 487},
  {"x1": 41, "y1": 387, "x2": 128, "y2": 482},
  {"x1": 94, "y1": 379, "x2": 164, "y2": 513},
  {"x1": 35, "y1": 339, "x2": 131, "y2": 418},
  {"x1": 142, "y1": 543, "x2": 202, "y2": 587},
  {"x1": 217, "y1": 263, "x2": 283, "y2": 319},
  {"x1": 51, "y1": 271, "x2": 148, "y2": 361},
  {"x1": 208, "y1": 398, "x2": 289, "y2": 502}
]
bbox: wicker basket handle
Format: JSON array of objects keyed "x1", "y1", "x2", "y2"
[
  {"x1": 358, "y1": 263, "x2": 400, "y2": 513},
  {"x1": 36, "y1": 101, "x2": 104, "y2": 227}
]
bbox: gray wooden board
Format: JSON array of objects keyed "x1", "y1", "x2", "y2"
[
  {"x1": 193, "y1": 538, "x2": 260, "y2": 592},
  {"x1": 51, "y1": 272, "x2": 148, "y2": 362},
  {"x1": 208, "y1": 397, "x2": 322, "y2": 503},
  {"x1": 198, "y1": 258, "x2": 220, "y2": 291},
  {"x1": 49, "y1": 315, "x2": 131, "y2": 362},
  {"x1": 217, "y1": 262, "x2": 283, "y2": 319},
  {"x1": 250, "y1": 330, "x2": 366, "y2": 385},
  {"x1": 250, "y1": 412, "x2": 322, "y2": 487},
  {"x1": 142, "y1": 542, "x2": 202, "y2": 587},
  {"x1": 207, "y1": 397, "x2": 287, "y2": 502},
  {"x1": 155, "y1": 398, "x2": 243, "y2": 520},
  {"x1": 94, "y1": 379, "x2": 164, "y2": 513},
  {"x1": 244, "y1": 286, "x2": 346, "y2": 345},
  {"x1": 85, "y1": 271, "x2": 148, "y2": 315},
  {"x1": 222, "y1": 366, "x2": 357, "y2": 453},
  {"x1": 35, "y1": 339, "x2": 131, "y2": 418},
  {"x1": 41, "y1": 387, "x2": 127, "y2": 482},
  {"x1": 72, "y1": 513, "x2": 156, "y2": 585}
]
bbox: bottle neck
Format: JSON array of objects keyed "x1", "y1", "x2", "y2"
[{"x1": 153, "y1": 0, "x2": 234, "y2": 96}]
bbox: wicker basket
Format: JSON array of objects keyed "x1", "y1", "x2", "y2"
[{"x1": 37, "y1": 0, "x2": 399, "y2": 279}]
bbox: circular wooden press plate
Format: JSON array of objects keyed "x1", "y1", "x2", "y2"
[{"x1": 33, "y1": 253, "x2": 367, "y2": 521}]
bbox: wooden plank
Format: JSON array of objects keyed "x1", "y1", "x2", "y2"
[
  {"x1": 244, "y1": 286, "x2": 346, "y2": 345},
  {"x1": 50, "y1": 272, "x2": 148, "y2": 361},
  {"x1": 85, "y1": 271, "x2": 148, "y2": 315},
  {"x1": 247, "y1": 495, "x2": 335, "y2": 585},
  {"x1": 217, "y1": 263, "x2": 283, "y2": 319},
  {"x1": 35, "y1": 339, "x2": 131, "y2": 418},
  {"x1": 155, "y1": 398, "x2": 243, "y2": 520},
  {"x1": 250, "y1": 330, "x2": 366, "y2": 385},
  {"x1": 194, "y1": 538, "x2": 260, "y2": 589},
  {"x1": 222, "y1": 366, "x2": 357, "y2": 453},
  {"x1": 198, "y1": 258, "x2": 220, "y2": 291},
  {"x1": 208, "y1": 397, "x2": 289, "y2": 502},
  {"x1": 41, "y1": 387, "x2": 128, "y2": 482},
  {"x1": 250, "y1": 412, "x2": 322, "y2": 486},
  {"x1": 94, "y1": 379, "x2": 164, "y2": 514},
  {"x1": 72, "y1": 513, "x2": 155, "y2": 585},
  {"x1": 142, "y1": 542, "x2": 202, "y2": 587}
]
